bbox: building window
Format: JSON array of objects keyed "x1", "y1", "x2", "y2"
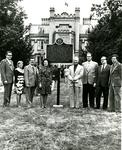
[
  {"x1": 38, "y1": 27, "x2": 44, "y2": 35},
  {"x1": 31, "y1": 40, "x2": 35, "y2": 46},
  {"x1": 83, "y1": 18, "x2": 91, "y2": 25},
  {"x1": 41, "y1": 41, "x2": 43, "y2": 49},
  {"x1": 37, "y1": 41, "x2": 41, "y2": 50},
  {"x1": 37, "y1": 55, "x2": 40, "y2": 66},
  {"x1": 37, "y1": 40, "x2": 44, "y2": 50}
]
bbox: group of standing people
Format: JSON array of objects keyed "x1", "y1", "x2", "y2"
[
  {"x1": 0, "y1": 51, "x2": 122, "y2": 112},
  {"x1": 67, "y1": 52, "x2": 122, "y2": 112},
  {"x1": 0, "y1": 51, "x2": 52, "y2": 108}
]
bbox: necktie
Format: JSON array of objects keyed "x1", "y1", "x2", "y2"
[
  {"x1": 87, "y1": 62, "x2": 90, "y2": 72},
  {"x1": 74, "y1": 64, "x2": 77, "y2": 73},
  {"x1": 31, "y1": 66, "x2": 34, "y2": 74},
  {"x1": 101, "y1": 65, "x2": 105, "y2": 71}
]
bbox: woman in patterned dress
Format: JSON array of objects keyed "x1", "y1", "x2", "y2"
[
  {"x1": 14, "y1": 61, "x2": 24, "y2": 107},
  {"x1": 38, "y1": 59, "x2": 52, "y2": 108}
]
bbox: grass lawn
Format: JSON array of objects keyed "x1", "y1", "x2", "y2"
[{"x1": 0, "y1": 81, "x2": 121, "y2": 150}]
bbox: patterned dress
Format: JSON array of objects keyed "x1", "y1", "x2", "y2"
[
  {"x1": 14, "y1": 68, "x2": 24, "y2": 95},
  {"x1": 38, "y1": 66, "x2": 52, "y2": 95}
]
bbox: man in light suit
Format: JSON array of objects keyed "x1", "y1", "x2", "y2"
[
  {"x1": 1, "y1": 51, "x2": 14, "y2": 107},
  {"x1": 109, "y1": 54, "x2": 122, "y2": 112},
  {"x1": 24, "y1": 58, "x2": 38, "y2": 107},
  {"x1": 68, "y1": 56, "x2": 84, "y2": 108},
  {"x1": 82, "y1": 52, "x2": 98, "y2": 108},
  {"x1": 95, "y1": 56, "x2": 110, "y2": 110}
]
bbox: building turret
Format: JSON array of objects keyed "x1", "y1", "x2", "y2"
[
  {"x1": 49, "y1": 7, "x2": 55, "y2": 44},
  {"x1": 50, "y1": 7, "x2": 55, "y2": 18},
  {"x1": 75, "y1": 7, "x2": 80, "y2": 18},
  {"x1": 75, "y1": 7, "x2": 80, "y2": 56}
]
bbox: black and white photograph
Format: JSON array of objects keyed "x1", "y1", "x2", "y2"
[{"x1": 0, "y1": 0, "x2": 122, "y2": 149}]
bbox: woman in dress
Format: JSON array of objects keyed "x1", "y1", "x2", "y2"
[
  {"x1": 38, "y1": 59, "x2": 52, "y2": 108},
  {"x1": 14, "y1": 61, "x2": 24, "y2": 107}
]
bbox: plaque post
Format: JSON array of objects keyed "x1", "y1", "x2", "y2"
[
  {"x1": 53, "y1": 63, "x2": 63, "y2": 108},
  {"x1": 47, "y1": 38, "x2": 73, "y2": 108}
]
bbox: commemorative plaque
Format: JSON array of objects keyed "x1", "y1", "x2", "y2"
[
  {"x1": 47, "y1": 38, "x2": 73, "y2": 64},
  {"x1": 47, "y1": 38, "x2": 73, "y2": 107}
]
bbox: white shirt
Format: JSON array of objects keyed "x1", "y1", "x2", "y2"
[{"x1": 6, "y1": 58, "x2": 12, "y2": 65}]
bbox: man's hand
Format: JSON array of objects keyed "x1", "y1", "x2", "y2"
[
  {"x1": 93, "y1": 83, "x2": 96, "y2": 87},
  {"x1": 70, "y1": 78, "x2": 73, "y2": 82},
  {"x1": 4, "y1": 80, "x2": 8, "y2": 84},
  {"x1": 39, "y1": 83, "x2": 42, "y2": 88},
  {"x1": 73, "y1": 77, "x2": 78, "y2": 81},
  {"x1": 26, "y1": 83, "x2": 30, "y2": 87}
]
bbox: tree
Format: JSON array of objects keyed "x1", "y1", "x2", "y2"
[
  {"x1": 86, "y1": 0, "x2": 122, "y2": 64},
  {"x1": 0, "y1": 0, "x2": 33, "y2": 66}
]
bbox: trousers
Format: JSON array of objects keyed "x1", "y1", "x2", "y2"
[{"x1": 69, "y1": 86, "x2": 82, "y2": 108}]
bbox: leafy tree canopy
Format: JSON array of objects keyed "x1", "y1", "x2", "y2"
[
  {"x1": 0, "y1": 0, "x2": 33, "y2": 66},
  {"x1": 86, "y1": 0, "x2": 122, "y2": 64}
]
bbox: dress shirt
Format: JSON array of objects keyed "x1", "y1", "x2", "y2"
[{"x1": 101, "y1": 63, "x2": 107, "y2": 71}]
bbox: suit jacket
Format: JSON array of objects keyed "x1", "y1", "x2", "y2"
[
  {"x1": 68, "y1": 64, "x2": 84, "y2": 87},
  {"x1": 96, "y1": 64, "x2": 110, "y2": 87},
  {"x1": 24, "y1": 64, "x2": 38, "y2": 87},
  {"x1": 82, "y1": 61, "x2": 98, "y2": 85},
  {"x1": 109, "y1": 63, "x2": 122, "y2": 87},
  {"x1": 0, "y1": 59, "x2": 14, "y2": 84}
]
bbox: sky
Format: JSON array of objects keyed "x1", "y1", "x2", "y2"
[{"x1": 19, "y1": 0, "x2": 105, "y2": 25}]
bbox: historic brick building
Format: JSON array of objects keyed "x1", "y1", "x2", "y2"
[{"x1": 29, "y1": 7, "x2": 97, "y2": 65}]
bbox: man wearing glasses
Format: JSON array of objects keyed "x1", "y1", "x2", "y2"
[
  {"x1": 1, "y1": 51, "x2": 14, "y2": 107},
  {"x1": 95, "y1": 56, "x2": 110, "y2": 110}
]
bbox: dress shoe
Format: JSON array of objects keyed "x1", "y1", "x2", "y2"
[
  {"x1": 83, "y1": 106, "x2": 88, "y2": 108},
  {"x1": 2, "y1": 104, "x2": 7, "y2": 107},
  {"x1": 7, "y1": 103, "x2": 10, "y2": 107},
  {"x1": 75, "y1": 107, "x2": 79, "y2": 109},
  {"x1": 70, "y1": 107, "x2": 75, "y2": 109},
  {"x1": 94, "y1": 107, "x2": 100, "y2": 109},
  {"x1": 103, "y1": 107, "x2": 107, "y2": 110}
]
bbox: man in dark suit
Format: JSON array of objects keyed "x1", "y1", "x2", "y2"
[
  {"x1": 1, "y1": 51, "x2": 14, "y2": 107},
  {"x1": 24, "y1": 58, "x2": 38, "y2": 107},
  {"x1": 95, "y1": 56, "x2": 110, "y2": 110},
  {"x1": 109, "y1": 54, "x2": 122, "y2": 112}
]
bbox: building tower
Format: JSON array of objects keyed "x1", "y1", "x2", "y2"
[
  {"x1": 49, "y1": 7, "x2": 55, "y2": 44},
  {"x1": 75, "y1": 7, "x2": 80, "y2": 56}
]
